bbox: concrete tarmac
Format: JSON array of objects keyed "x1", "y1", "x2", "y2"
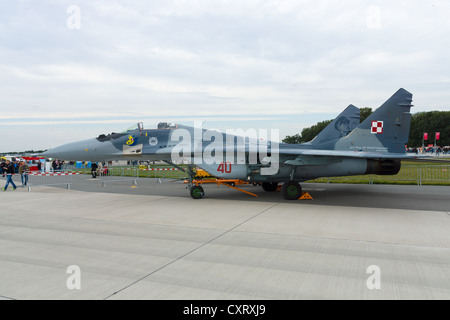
[{"x1": 0, "y1": 176, "x2": 449, "y2": 300}]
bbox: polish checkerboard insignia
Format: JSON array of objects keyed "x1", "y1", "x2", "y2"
[{"x1": 371, "y1": 121, "x2": 384, "y2": 134}]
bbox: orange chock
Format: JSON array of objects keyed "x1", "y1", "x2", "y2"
[{"x1": 298, "y1": 192, "x2": 313, "y2": 200}]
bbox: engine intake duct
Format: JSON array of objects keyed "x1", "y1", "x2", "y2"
[{"x1": 366, "y1": 160, "x2": 401, "y2": 176}]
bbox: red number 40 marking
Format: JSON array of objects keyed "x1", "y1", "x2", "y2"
[{"x1": 217, "y1": 162, "x2": 232, "y2": 173}]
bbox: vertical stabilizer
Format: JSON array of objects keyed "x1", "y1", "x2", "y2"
[
  {"x1": 310, "y1": 105, "x2": 360, "y2": 145},
  {"x1": 336, "y1": 88, "x2": 413, "y2": 154}
]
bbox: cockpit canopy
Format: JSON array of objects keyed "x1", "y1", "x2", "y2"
[
  {"x1": 96, "y1": 123, "x2": 142, "y2": 142},
  {"x1": 119, "y1": 122, "x2": 176, "y2": 132},
  {"x1": 157, "y1": 122, "x2": 177, "y2": 129},
  {"x1": 96, "y1": 122, "x2": 177, "y2": 142},
  {"x1": 120, "y1": 123, "x2": 143, "y2": 134}
]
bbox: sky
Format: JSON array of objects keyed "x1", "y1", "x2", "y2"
[{"x1": 1, "y1": 0, "x2": 450, "y2": 152}]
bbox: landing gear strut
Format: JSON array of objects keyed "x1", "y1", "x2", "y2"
[{"x1": 282, "y1": 181, "x2": 302, "y2": 200}]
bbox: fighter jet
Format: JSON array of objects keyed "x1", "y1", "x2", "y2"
[{"x1": 43, "y1": 88, "x2": 419, "y2": 200}]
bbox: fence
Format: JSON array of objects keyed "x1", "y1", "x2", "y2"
[
  {"x1": 99, "y1": 167, "x2": 138, "y2": 187},
  {"x1": 419, "y1": 165, "x2": 450, "y2": 185},
  {"x1": 313, "y1": 165, "x2": 450, "y2": 185},
  {"x1": 27, "y1": 172, "x2": 79, "y2": 191},
  {"x1": 136, "y1": 168, "x2": 188, "y2": 179},
  {"x1": 97, "y1": 167, "x2": 187, "y2": 186},
  {"x1": 5, "y1": 165, "x2": 449, "y2": 192},
  {"x1": 20, "y1": 167, "x2": 186, "y2": 191}
]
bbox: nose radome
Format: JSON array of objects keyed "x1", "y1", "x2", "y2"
[{"x1": 42, "y1": 138, "x2": 102, "y2": 161}]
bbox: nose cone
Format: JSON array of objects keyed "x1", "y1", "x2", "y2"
[{"x1": 42, "y1": 138, "x2": 113, "y2": 161}]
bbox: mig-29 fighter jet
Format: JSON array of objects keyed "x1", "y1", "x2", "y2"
[{"x1": 43, "y1": 88, "x2": 419, "y2": 200}]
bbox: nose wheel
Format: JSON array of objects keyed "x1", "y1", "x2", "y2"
[
  {"x1": 190, "y1": 185, "x2": 205, "y2": 199},
  {"x1": 282, "y1": 181, "x2": 302, "y2": 200}
]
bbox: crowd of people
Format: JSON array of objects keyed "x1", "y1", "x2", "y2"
[
  {"x1": 1, "y1": 158, "x2": 68, "y2": 191},
  {"x1": 1, "y1": 158, "x2": 31, "y2": 190},
  {"x1": 1, "y1": 157, "x2": 114, "y2": 191},
  {"x1": 406, "y1": 146, "x2": 450, "y2": 155}
]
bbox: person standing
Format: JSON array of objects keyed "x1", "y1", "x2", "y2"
[
  {"x1": 14, "y1": 160, "x2": 20, "y2": 174},
  {"x1": 1, "y1": 159, "x2": 6, "y2": 177},
  {"x1": 91, "y1": 162, "x2": 98, "y2": 178},
  {"x1": 19, "y1": 161, "x2": 30, "y2": 187},
  {"x1": 2, "y1": 160, "x2": 17, "y2": 191}
]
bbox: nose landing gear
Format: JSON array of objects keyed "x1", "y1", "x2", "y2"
[{"x1": 190, "y1": 185, "x2": 205, "y2": 199}]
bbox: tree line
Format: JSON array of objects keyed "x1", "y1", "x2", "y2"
[{"x1": 283, "y1": 110, "x2": 450, "y2": 147}]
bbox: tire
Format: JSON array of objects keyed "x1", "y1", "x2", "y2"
[
  {"x1": 262, "y1": 182, "x2": 278, "y2": 192},
  {"x1": 190, "y1": 185, "x2": 205, "y2": 199},
  {"x1": 282, "y1": 181, "x2": 302, "y2": 200}
]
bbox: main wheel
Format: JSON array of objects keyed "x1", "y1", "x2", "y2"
[
  {"x1": 282, "y1": 181, "x2": 302, "y2": 200},
  {"x1": 262, "y1": 182, "x2": 278, "y2": 192},
  {"x1": 190, "y1": 185, "x2": 205, "y2": 199}
]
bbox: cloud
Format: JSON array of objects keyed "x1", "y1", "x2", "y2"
[{"x1": 1, "y1": 0, "x2": 450, "y2": 151}]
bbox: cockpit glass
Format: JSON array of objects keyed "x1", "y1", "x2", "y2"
[{"x1": 120, "y1": 124, "x2": 139, "y2": 133}]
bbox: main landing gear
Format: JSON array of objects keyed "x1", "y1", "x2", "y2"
[
  {"x1": 281, "y1": 181, "x2": 302, "y2": 200},
  {"x1": 261, "y1": 181, "x2": 304, "y2": 200},
  {"x1": 188, "y1": 178, "x2": 308, "y2": 201},
  {"x1": 261, "y1": 182, "x2": 278, "y2": 192}
]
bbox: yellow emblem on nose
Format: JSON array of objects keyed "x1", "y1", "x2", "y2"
[{"x1": 126, "y1": 135, "x2": 134, "y2": 145}]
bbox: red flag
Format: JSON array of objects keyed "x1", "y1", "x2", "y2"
[
  {"x1": 436, "y1": 132, "x2": 440, "y2": 140},
  {"x1": 424, "y1": 133, "x2": 428, "y2": 140}
]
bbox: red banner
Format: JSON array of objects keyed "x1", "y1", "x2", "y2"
[
  {"x1": 424, "y1": 133, "x2": 428, "y2": 140},
  {"x1": 436, "y1": 132, "x2": 440, "y2": 140}
]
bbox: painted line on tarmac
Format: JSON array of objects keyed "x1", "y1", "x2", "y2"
[{"x1": 103, "y1": 202, "x2": 280, "y2": 300}]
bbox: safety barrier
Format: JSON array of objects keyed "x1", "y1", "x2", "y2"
[
  {"x1": 136, "y1": 168, "x2": 188, "y2": 179},
  {"x1": 367, "y1": 165, "x2": 420, "y2": 185},
  {"x1": 419, "y1": 165, "x2": 450, "y2": 185},
  {"x1": 26, "y1": 172, "x2": 79, "y2": 191},
  {"x1": 3, "y1": 165, "x2": 448, "y2": 192},
  {"x1": 317, "y1": 165, "x2": 450, "y2": 185},
  {"x1": 98, "y1": 167, "x2": 138, "y2": 187}
]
